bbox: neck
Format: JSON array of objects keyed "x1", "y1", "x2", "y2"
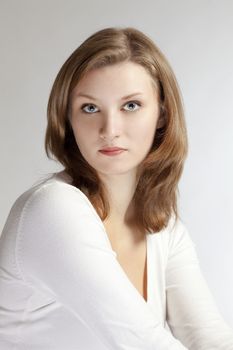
[{"x1": 99, "y1": 171, "x2": 138, "y2": 226}]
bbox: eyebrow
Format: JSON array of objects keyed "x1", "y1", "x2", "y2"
[{"x1": 75, "y1": 92, "x2": 144, "y2": 101}]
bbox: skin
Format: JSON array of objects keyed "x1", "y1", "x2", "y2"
[{"x1": 69, "y1": 61, "x2": 161, "y2": 242}]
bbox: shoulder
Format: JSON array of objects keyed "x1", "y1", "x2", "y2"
[
  {"x1": 7, "y1": 172, "x2": 100, "y2": 230},
  {"x1": 149, "y1": 214, "x2": 196, "y2": 258}
]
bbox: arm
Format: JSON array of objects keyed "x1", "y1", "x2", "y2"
[
  {"x1": 16, "y1": 182, "x2": 188, "y2": 350},
  {"x1": 165, "y1": 218, "x2": 233, "y2": 349}
]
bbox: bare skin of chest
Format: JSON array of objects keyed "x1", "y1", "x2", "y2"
[{"x1": 103, "y1": 223, "x2": 148, "y2": 302}]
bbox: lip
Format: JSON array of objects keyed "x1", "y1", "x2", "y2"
[
  {"x1": 98, "y1": 147, "x2": 127, "y2": 157},
  {"x1": 99, "y1": 147, "x2": 126, "y2": 151}
]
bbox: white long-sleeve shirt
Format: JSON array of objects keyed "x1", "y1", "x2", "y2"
[{"x1": 0, "y1": 170, "x2": 233, "y2": 349}]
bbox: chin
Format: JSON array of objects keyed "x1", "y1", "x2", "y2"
[{"x1": 96, "y1": 165, "x2": 138, "y2": 176}]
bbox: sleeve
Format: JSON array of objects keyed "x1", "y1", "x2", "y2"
[
  {"x1": 165, "y1": 218, "x2": 233, "y2": 350},
  {"x1": 16, "y1": 182, "x2": 188, "y2": 350}
]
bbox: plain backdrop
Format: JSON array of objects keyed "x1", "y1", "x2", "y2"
[{"x1": 0, "y1": 0, "x2": 233, "y2": 326}]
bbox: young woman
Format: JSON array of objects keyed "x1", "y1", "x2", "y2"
[{"x1": 0, "y1": 26, "x2": 233, "y2": 349}]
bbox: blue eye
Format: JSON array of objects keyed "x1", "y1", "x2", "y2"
[
  {"x1": 123, "y1": 101, "x2": 141, "y2": 112},
  {"x1": 80, "y1": 100, "x2": 141, "y2": 114},
  {"x1": 81, "y1": 104, "x2": 99, "y2": 114}
]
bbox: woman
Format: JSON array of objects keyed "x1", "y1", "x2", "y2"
[{"x1": 0, "y1": 26, "x2": 233, "y2": 349}]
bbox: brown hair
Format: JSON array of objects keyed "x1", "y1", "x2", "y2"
[{"x1": 45, "y1": 26, "x2": 188, "y2": 233}]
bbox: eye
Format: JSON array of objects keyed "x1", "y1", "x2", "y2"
[
  {"x1": 123, "y1": 101, "x2": 141, "y2": 112},
  {"x1": 81, "y1": 103, "x2": 99, "y2": 114},
  {"x1": 80, "y1": 100, "x2": 142, "y2": 114}
]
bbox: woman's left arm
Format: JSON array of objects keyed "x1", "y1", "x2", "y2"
[{"x1": 165, "y1": 218, "x2": 233, "y2": 350}]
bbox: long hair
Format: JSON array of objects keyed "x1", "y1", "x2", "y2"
[{"x1": 45, "y1": 26, "x2": 188, "y2": 233}]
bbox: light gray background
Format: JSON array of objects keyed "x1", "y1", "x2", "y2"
[{"x1": 1, "y1": 0, "x2": 232, "y2": 325}]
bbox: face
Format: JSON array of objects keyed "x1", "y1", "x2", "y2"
[{"x1": 69, "y1": 61, "x2": 160, "y2": 178}]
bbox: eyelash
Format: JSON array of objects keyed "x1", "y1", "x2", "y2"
[{"x1": 80, "y1": 100, "x2": 142, "y2": 114}]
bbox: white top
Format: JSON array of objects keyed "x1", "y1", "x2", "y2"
[{"x1": 0, "y1": 170, "x2": 233, "y2": 350}]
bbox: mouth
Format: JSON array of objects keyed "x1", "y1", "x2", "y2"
[
  {"x1": 99, "y1": 147, "x2": 126, "y2": 152},
  {"x1": 98, "y1": 147, "x2": 127, "y2": 156}
]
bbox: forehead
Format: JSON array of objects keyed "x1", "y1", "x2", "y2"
[{"x1": 71, "y1": 62, "x2": 157, "y2": 99}]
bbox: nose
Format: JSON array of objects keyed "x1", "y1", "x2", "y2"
[{"x1": 99, "y1": 112, "x2": 122, "y2": 141}]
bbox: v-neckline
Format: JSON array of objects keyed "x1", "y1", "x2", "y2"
[
  {"x1": 102, "y1": 227, "x2": 150, "y2": 304},
  {"x1": 104, "y1": 229, "x2": 150, "y2": 304},
  {"x1": 53, "y1": 172, "x2": 151, "y2": 304}
]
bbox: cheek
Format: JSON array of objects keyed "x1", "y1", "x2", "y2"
[
  {"x1": 71, "y1": 126, "x2": 86, "y2": 150},
  {"x1": 131, "y1": 118, "x2": 157, "y2": 140},
  {"x1": 73, "y1": 118, "x2": 99, "y2": 138},
  {"x1": 72, "y1": 122, "x2": 91, "y2": 142}
]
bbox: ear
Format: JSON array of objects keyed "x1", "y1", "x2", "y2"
[
  {"x1": 67, "y1": 101, "x2": 73, "y2": 122},
  {"x1": 156, "y1": 104, "x2": 166, "y2": 129},
  {"x1": 156, "y1": 117, "x2": 166, "y2": 129}
]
